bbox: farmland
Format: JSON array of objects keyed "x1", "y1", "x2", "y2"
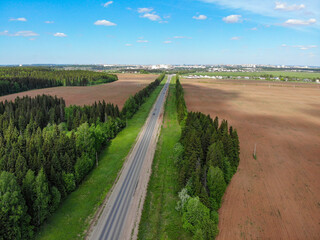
[
  {"x1": 180, "y1": 77, "x2": 320, "y2": 239},
  {"x1": 0, "y1": 73, "x2": 158, "y2": 108},
  {"x1": 185, "y1": 71, "x2": 320, "y2": 80}
]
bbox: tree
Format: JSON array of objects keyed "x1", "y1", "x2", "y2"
[
  {"x1": 183, "y1": 197, "x2": 209, "y2": 233},
  {"x1": 206, "y1": 141, "x2": 224, "y2": 169},
  {"x1": 75, "y1": 123, "x2": 95, "y2": 159},
  {"x1": 0, "y1": 171, "x2": 32, "y2": 239},
  {"x1": 74, "y1": 153, "x2": 93, "y2": 184},
  {"x1": 33, "y1": 168, "x2": 50, "y2": 226},
  {"x1": 182, "y1": 197, "x2": 211, "y2": 235},
  {"x1": 15, "y1": 154, "x2": 28, "y2": 184},
  {"x1": 49, "y1": 186, "x2": 61, "y2": 213},
  {"x1": 207, "y1": 166, "x2": 226, "y2": 210}
]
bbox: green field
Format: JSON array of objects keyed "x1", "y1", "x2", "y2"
[
  {"x1": 35, "y1": 79, "x2": 166, "y2": 240},
  {"x1": 186, "y1": 71, "x2": 320, "y2": 79},
  {"x1": 138, "y1": 76, "x2": 191, "y2": 240}
]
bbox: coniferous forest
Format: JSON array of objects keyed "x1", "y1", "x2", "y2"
[
  {"x1": 0, "y1": 67, "x2": 118, "y2": 96},
  {"x1": 175, "y1": 76, "x2": 240, "y2": 239},
  {"x1": 0, "y1": 73, "x2": 164, "y2": 239}
]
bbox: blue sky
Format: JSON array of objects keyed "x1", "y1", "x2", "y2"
[{"x1": 0, "y1": 0, "x2": 319, "y2": 65}]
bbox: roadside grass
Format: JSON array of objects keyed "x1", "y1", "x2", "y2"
[
  {"x1": 138, "y1": 76, "x2": 191, "y2": 240},
  {"x1": 35, "y1": 79, "x2": 166, "y2": 240}
]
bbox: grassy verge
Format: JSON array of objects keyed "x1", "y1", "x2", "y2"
[
  {"x1": 138, "y1": 76, "x2": 191, "y2": 240},
  {"x1": 35, "y1": 79, "x2": 166, "y2": 240}
]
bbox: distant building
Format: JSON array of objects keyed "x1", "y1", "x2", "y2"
[{"x1": 151, "y1": 64, "x2": 171, "y2": 69}]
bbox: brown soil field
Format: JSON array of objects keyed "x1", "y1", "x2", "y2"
[
  {"x1": 181, "y1": 78, "x2": 320, "y2": 240},
  {"x1": 0, "y1": 73, "x2": 158, "y2": 108}
]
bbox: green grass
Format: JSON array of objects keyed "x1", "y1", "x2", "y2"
[
  {"x1": 186, "y1": 71, "x2": 320, "y2": 79},
  {"x1": 35, "y1": 79, "x2": 166, "y2": 240},
  {"x1": 138, "y1": 76, "x2": 191, "y2": 240}
]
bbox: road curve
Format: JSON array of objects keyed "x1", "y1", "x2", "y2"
[{"x1": 88, "y1": 75, "x2": 172, "y2": 240}]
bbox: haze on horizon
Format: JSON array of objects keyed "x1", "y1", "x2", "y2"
[{"x1": 0, "y1": 0, "x2": 319, "y2": 66}]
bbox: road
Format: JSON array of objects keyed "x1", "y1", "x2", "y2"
[{"x1": 88, "y1": 75, "x2": 172, "y2": 240}]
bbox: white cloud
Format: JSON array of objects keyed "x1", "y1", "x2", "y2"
[
  {"x1": 141, "y1": 13, "x2": 161, "y2": 21},
  {"x1": 223, "y1": 15, "x2": 242, "y2": 23},
  {"x1": 283, "y1": 18, "x2": 316, "y2": 26},
  {"x1": 1, "y1": 30, "x2": 39, "y2": 37},
  {"x1": 53, "y1": 32, "x2": 67, "y2": 37},
  {"x1": 103, "y1": 1, "x2": 113, "y2": 7},
  {"x1": 138, "y1": 8, "x2": 153, "y2": 13},
  {"x1": 9, "y1": 17, "x2": 27, "y2": 22},
  {"x1": 29, "y1": 38, "x2": 36, "y2": 41},
  {"x1": 173, "y1": 36, "x2": 192, "y2": 39},
  {"x1": 275, "y1": 2, "x2": 305, "y2": 11},
  {"x1": 200, "y1": 0, "x2": 319, "y2": 22},
  {"x1": 251, "y1": 27, "x2": 257, "y2": 30},
  {"x1": 0, "y1": 30, "x2": 9, "y2": 36},
  {"x1": 137, "y1": 40, "x2": 149, "y2": 43},
  {"x1": 231, "y1": 36, "x2": 241, "y2": 40},
  {"x1": 12, "y1": 31, "x2": 38, "y2": 37},
  {"x1": 281, "y1": 44, "x2": 317, "y2": 50},
  {"x1": 137, "y1": 8, "x2": 164, "y2": 22},
  {"x1": 163, "y1": 40, "x2": 172, "y2": 44},
  {"x1": 94, "y1": 20, "x2": 117, "y2": 26},
  {"x1": 125, "y1": 43, "x2": 132, "y2": 46},
  {"x1": 45, "y1": 21, "x2": 54, "y2": 24},
  {"x1": 193, "y1": 14, "x2": 207, "y2": 20}
]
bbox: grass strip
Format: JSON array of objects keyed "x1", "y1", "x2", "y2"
[{"x1": 138, "y1": 76, "x2": 191, "y2": 240}]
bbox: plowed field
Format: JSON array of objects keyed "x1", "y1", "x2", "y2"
[
  {"x1": 181, "y1": 78, "x2": 320, "y2": 240},
  {"x1": 0, "y1": 73, "x2": 158, "y2": 108}
]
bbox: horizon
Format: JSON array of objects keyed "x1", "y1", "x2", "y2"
[
  {"x1": 1, "y1": 63, "x2": 320, "y2": 68},
  {"x1": 1, "y1": 0, "x2": 319, "y2": 65}
]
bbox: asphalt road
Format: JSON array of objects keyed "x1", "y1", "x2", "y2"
[{"x1": 89, "y1": 75, "x2": 172, "y2": 240}]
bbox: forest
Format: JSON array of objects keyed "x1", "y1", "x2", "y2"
[
  {"x1": 0, "y1": 67, "x2": 118, "y2": 96},
  {"x1": 0, "y1": 73, "x2": 165, "y2": 239},
  {"x1": 175, "y1": 76, "x2": 240, "y2": 239}
]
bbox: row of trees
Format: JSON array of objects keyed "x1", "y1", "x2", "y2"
[
  {"x1": 0, "y1": 74, "x2": 165, "y2": 239},
  {"x1": 175, "y1": 76, "x2": 240, "y2": 239},
  {"x1": 0, "y1": 67, "x2": 118, "y2": 96},
  {"x1": 121, "y1": 73, "x2": 165, "y2": 119}
]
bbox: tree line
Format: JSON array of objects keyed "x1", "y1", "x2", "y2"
[
  {"x1": 0, "y1": 73, "x2": 165, "y2": 239},
  {"x1": 0, "y1": 67, "x2": 118, "y2": 96},
  {"x1": 121, "y1": 73, "x2": 165, "y2": 119},
  {"x1": 174, "y1": 75, "x2": 240, "y2": 239}
]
